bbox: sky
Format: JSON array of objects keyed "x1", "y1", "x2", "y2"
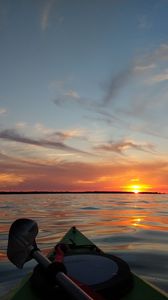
[{"x1": 0, "y1": 0, "x2": 168, "y2": 193}]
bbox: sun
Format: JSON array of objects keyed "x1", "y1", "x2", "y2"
[
  {"x1": 125, "y1": 183, "x2": 151, "y2": 193},
  {"x1": 123, "y1": 179, "x2": 152, "y2": 193},
  {"x1": 131, "y1": 185, "x2": 140, "y2": 194},
  {"x1": 124, "y1": 183, "x2": 142, "y2": 193}
]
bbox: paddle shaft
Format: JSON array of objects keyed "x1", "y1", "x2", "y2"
[{"x1": 33, "y1": 250, "x2": 94, "y2": 300}]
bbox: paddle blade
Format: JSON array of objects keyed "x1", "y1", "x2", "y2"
[{"x1": 7, "y1": 218, "x2": 38, "y2": 269}]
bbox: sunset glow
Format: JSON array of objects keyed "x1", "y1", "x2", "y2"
[
  {"x1": 128, "y1": 185, "x2": 142, "y2": 193},
  {"x1": 0, "y1": 1, "x2": 168, "y2": 193},
  {"x1": 125, "y1": 182, "x2": 152, "y2": 193},
  {"x1": 132, "y1": 186, "x2": 140, "y2": 194}
]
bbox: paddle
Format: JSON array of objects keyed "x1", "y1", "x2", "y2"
[{"x1": 7, "y1": 219, "x2": 103, "y2": 300}]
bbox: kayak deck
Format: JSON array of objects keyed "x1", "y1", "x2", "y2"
[
  {"x1": 59, "y1": 227, "x2": 168, "y2": 300},
  {"x1": 5, "y1": 226, "x2": 168, "y2": 300}
]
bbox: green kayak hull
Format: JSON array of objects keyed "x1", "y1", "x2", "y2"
[{"x1": 4, "y1": 227, "x2": 168, "y2": 300}]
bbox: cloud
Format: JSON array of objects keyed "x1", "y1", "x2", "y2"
[
  {"x1": 0, "y1": 151, "x2": 11, "y2": 162},
  {"x1": 97, "y1": 43, "x2": 168, "y2": 130},
  {"x1": 34, "y1": 123, "x2": 54, "y2": 135},
  {"x1": 147, "y1": 69, "x2": 168, "y2": 84},
  {"x1": 94, "y1": 139, "x2": 155, "y2": 155},
  {"x1": 0, "y1": 173, "x2": 25, "y2": 185},
  {"x1": 134, "y1": 63, "x2": 156, "y2": 73},
  {"x1": 92, "y1": 108, "x2": 128, "y2": 126},
  {"x1": 0, "y1": 158, "x2": 167, "y2": 192},
  {"x1": 50, "y1": 129, "x2": 86, "y2": 142},
  {"x1": 0, "y1": 108, "x2": 7, "y2": 115},
  {"x1": 133, "y1": 44, "x2": 168, "y2": 85},
  {"x1": 53, "y1": 43, "x2": 168, "y2": 108},
  {"x1": 54, "y1": 89, "x2": 82, "y2": 106},
  {"x1": 0, "y1": 128, "x2": 90, "y2": 155},
  {"x1": 131, "y1": 44, "x2": 168, "y2": 80},
  {"x1": 65, "y1": 90, "x2": 80, "y2": 99},
  {"x1": 136, "y1": 43, "x2": 168, "y2": 70},
  {"x1": 15, "y1": 122, "x2": 27, "y2": 129},
  {"x1": 51, "y1": 43, "x2": 168, "y2": 140},
  {"x1": 41, "y1": 0, "x2": 55, "y2": 30},
  {"x1": 33, "y1": 123, "x2": 85, "y2": 141},
  {"x1": 151, "y1": 43, "x2": 168, "y2": 62},
  {"x1": 102, "y1": 68, "x2": 133, "y2": 105},
  {"x1": 53, "y1": 69, "x2": 133, "y2": 108}
]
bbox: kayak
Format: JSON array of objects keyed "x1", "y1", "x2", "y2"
[{"x1": 4, "y1": 226, "x2": 168, "y2": 300}]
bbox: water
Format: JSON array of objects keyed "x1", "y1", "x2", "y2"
[{"x1": 0, "y1": 193, "x2": 168, "y2": 297}]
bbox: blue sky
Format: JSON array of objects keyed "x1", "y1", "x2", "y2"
[{"x1": 0, "y1": 0, "x2": 168, "y2": 192}]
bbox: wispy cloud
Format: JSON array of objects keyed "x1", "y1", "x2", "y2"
[
  {"x1": 0, "y1": 172, "x2": 25, "y2": 185},
  {"x1": 0, "y1": 151, "x2": 10, "y2": 162},
  {"x1": 54, "y1": 89, "x2": 82, "y2": 106},
  {"x1": 94, "y1": 139, "x2": 155, "y2": 155},
  {"x1": 65, "y1": 90, "x2": 80, "y2": 99},
  {"x1": 52, "y1": 68, "x2": 133, "y2": 108},
  {"x1": 53, "y1": 94, "x2": 99, "y2": 115},
  {"x1": 15, "y1": 122, "x2": 27, "y2": 129},
  {"x1": 130, "y1": 45, "x2": 168, "y2": 98},
  {"x1": 134, "y1": 63, "x2": 156, "y2": 73},
  {"x1": 34, "y1": 123, "x2": 85, "y2": 141},
  {"x1": 98, "y1": 44, "x2": 168, "y2": 126},
  {"x1": 0, "y1": 128, "x2": 90, "y2": 155},
  {"x1": 0, "y1": 108, "x2": 7, "y2": 115},
  {"x1": 34, "y1": 123, "x2": 54, "y2": 135},
  {"x1": 49, "y1": 129, "x2": 86, "y2": 142},
  {"x1": 147, "y1": 69, "x2": 168, "y2": 84},
  {"x1": 51, "y1": 43, "x2": 168, "y2": 140},
  {"x1": 136, "y1": 43, "x2": 168, "y2": 69},
  {"x1": 151, "y1": 43, "x2": 168, "y2": 62},
  {"x1": 41, "y1": 0, "x2": 55, "y2": 30},
  {"x1": 1, "y1": 158, "x2": 167, "y2": 192},
  {"x1": 130, "y1": 44, "x2": 168, "y2": 79},
  {"x1": 102, "y1": 67, "x2": 133, "y2": 105}
]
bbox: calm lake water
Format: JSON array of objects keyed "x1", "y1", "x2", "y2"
[{"x1": 0, "y1": 193, "x2": 168, "y2": 297}]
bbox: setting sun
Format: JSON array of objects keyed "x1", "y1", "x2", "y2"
[
  {"x1": 124, "y1": 181, "x2": 152, "y2": 193},
  {"x1": 131, "y1": 185, "x2": 140, "y2": 194}
]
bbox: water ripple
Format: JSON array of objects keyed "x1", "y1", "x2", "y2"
[{"x1": 0, "y1": 193, "x2": 168, "y2": 296}]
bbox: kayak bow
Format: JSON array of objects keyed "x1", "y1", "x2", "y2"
[{"x1": 5, "y1": 222, "x2": 168, "y2": 300}]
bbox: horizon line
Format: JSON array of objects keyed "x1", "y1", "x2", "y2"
[{"x1": 0, "y1": 190, "x2": 164, "y2": 194}]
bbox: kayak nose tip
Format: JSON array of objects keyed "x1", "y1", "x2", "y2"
[{"x1": 72, "y1": 226, "x2": 76, "y2": 232}]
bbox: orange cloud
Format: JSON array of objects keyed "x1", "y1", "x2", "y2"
[
  {"x1": 0, "y1": 158, "x2": 168, "y2": 193},
  {"x1": 0, "y1": 173, "x2": 25, "y2": 186}
]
